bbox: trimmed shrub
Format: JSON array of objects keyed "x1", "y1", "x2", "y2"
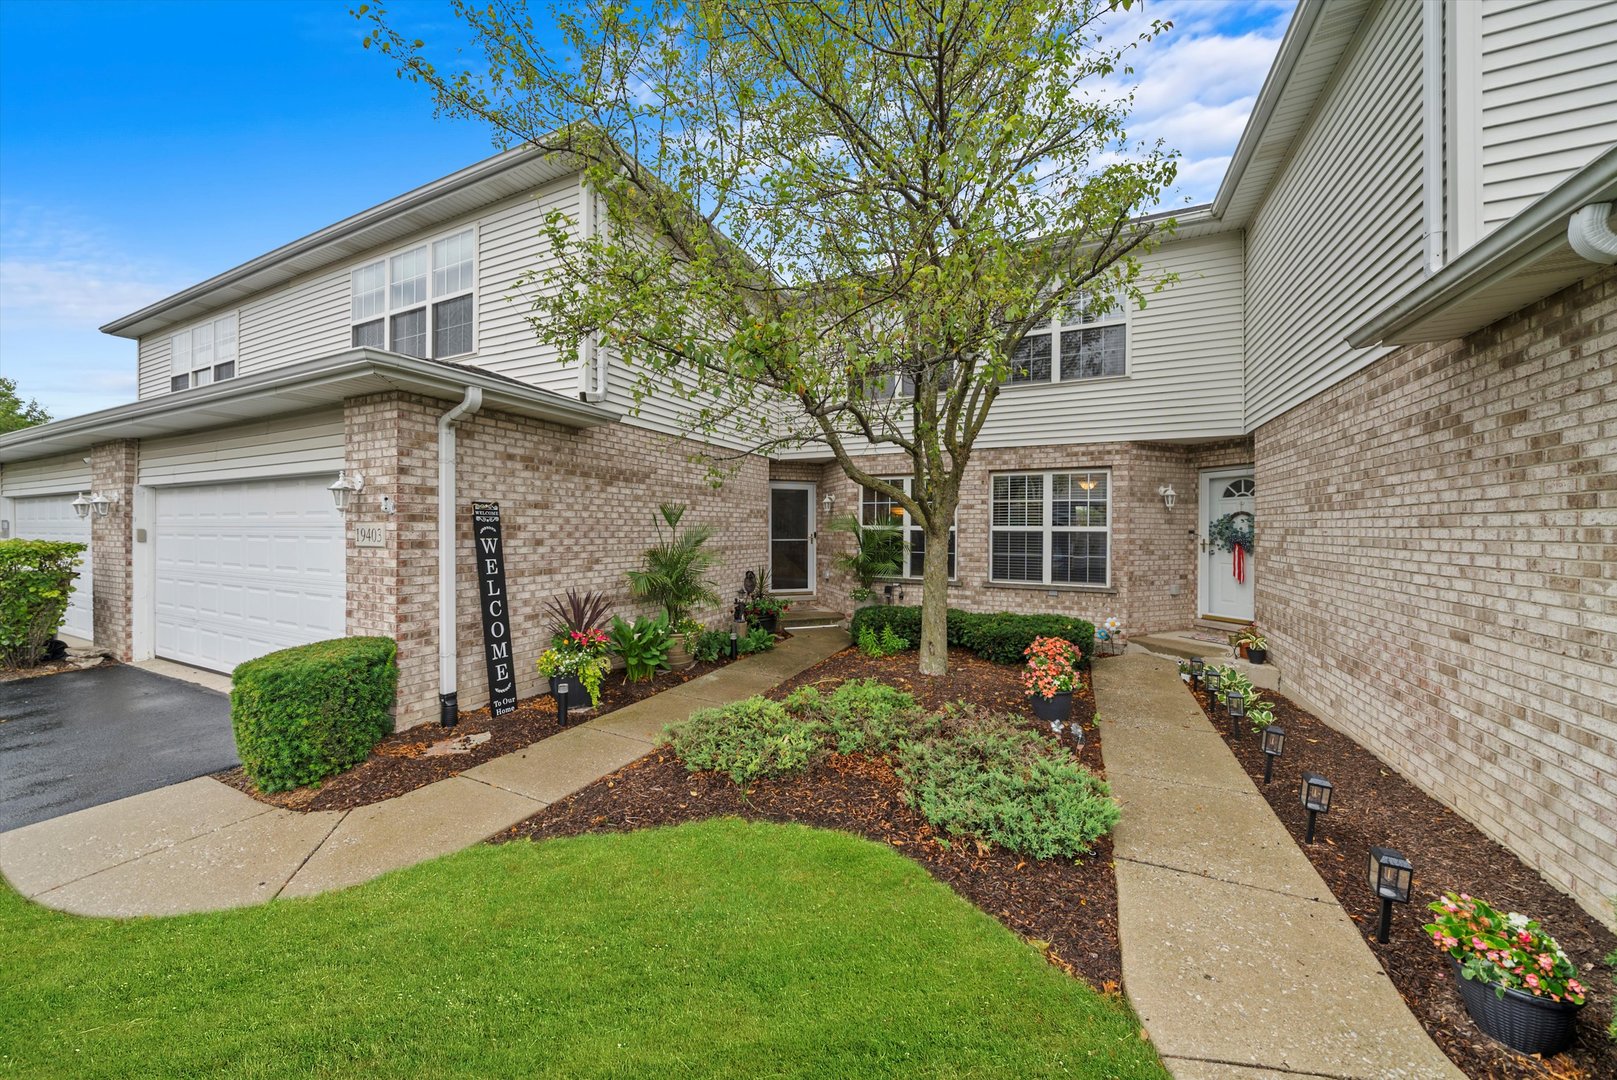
[
  {"x1": 849, "y1": 605, "x2": 1095, "y2": 665},
  {"x1": 230, "y1": 637, "x2": 397, "y2": 793},
  {"x1": 664, "y1": 697, "x2": 818, "y2": 784},
  {"x1": 893, "y1": 705, "x2": 1118, "y2": 859},
  {"x1": 0, "y1": 539, "x2": 86, "y2": 667},
  {"x1": 738, "y1": 626, "x2": 776, "y2": 654},
  {"x1": 691, "y1": 628, "x2": 731, "y2": 663},
  {"x1": 784, "y1": 679, "x2": 927, "y2": 755}
]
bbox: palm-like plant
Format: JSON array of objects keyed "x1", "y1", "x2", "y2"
[
  {"x1": 626, "y1": 503, "x2": 720, "y2": 625},
  {"x1": 829, "y1": 513, "x2": 903, "y2": 594}
]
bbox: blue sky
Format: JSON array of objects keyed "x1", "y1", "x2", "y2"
[{"x1": 0, "y1": 0, "x2": 1295, "y2": 420}]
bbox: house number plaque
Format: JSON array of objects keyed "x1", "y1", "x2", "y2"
[
  {"x1": 353, "y1": 523, "x2": 386, "y2": 548},
  {"x1": 472, "y1": 501, "x2": 518, "y2": 716}
]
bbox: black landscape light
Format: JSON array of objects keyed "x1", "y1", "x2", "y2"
[
  {"x1": 1300, "y1": 772, "x2": 1333, "y2": 843},
  {"x1": 1189, "y1": 657, "x2": 1205, "y2": 689},
  {"x1": 555, "y1": 678, "x2": 573, "y2": 726},
  {"x1": 1204, "y1": 667, "x2": 1222, "y2": 705},
  {"x1": 1261, "y1": 725, "x2": 1285, "y2": 784},
  {"x1": 1367, "y1": 846, "x2": 1413, "y2": 944},
  {"x1": 1226, "y1": 690, "x2": 1246, "y2": 736}
]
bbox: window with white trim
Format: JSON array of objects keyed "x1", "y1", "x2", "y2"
[
  {"x1": 861, "y1": 478, "x2": 956, "y2": 579},
  {"x1": 1005, "y1": 292, "x2": 1126, "y2": 385},
  {"x1": 170, "y1": 312, "x2": 238, "y2": 392},
  {"x1": 350, "y1": 227, "x2": 476, "y2": 358},
  {"x1": 989, "y1": 470, "x2": 1110, "y2": 586}
]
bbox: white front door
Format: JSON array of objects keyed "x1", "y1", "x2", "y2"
[
  {"x1": 153, "y1": 476, "x2": 346, "y2": 672},
  {"x1": 13, "y1": 494, "x2": 94, "y2": 640},
  {"x1": 769, "y1": 482, "x2": 816, "y2": 593},
  {"x1": 1200, "y1": 468, "x2": 1255, "y2": 623}
]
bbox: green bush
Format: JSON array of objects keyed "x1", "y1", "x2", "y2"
[
  {"x1": 230, "y1": 637, "x2": 397, "y2": 793},
  {"x1": 738, "y1": 626, "x2": 776, "y2": 654},
  {"x1": 784, "y1": 679, "x2": 927, "y2": 755},
  {"x1": 849, "y1": 606, "x2": 1095, "y2": 665},
  {"x1": 856, "y1": 624, "x2": 909, "y2": 658},
  {"x1": 610, "y1": 612, "x2": 671, "y2": 681},
  {"x1": 664, "y1": 697, "x2": 820, "y2": 784},
  {"x1": 692, "y1": 628, "x2": 731, "y2": 663},
  {"x1": 894, "y1": 705, "x2": 1118, "y2": 859},
  {"x1": 0, "y1": 539, "x2": 86, "y2": 667}
]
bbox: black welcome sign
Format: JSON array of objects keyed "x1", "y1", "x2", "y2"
[{"x1": 472, "y1": 501, "x2": 517, "y2": 716}]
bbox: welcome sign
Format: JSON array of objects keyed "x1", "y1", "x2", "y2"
[{"x1": 472, "y1": 501, "x2": 517, "y2": 716}]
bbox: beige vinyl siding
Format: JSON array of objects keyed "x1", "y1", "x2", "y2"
[
  {"x1": 238, "y1": 273, "x2": 349, "y2": 376},
  {"x1": 469, "y1": 175, "x2": 581, "y2": 395},
  {"x1": 138, "y1": 409, "x2": 345, "y2": 486},
  {"x1": 137, "y1": 334, "x2": 173, "y2": 399},
  {"x1": 1243, "y1": 0, "x2": 1424, "y2": 433},
  {"x1": 0, "y1": 452, "x2": 92, "y2": 498},
  {"x1": 1478, "y1": 0, "x2": 1617, "y2": 235}
]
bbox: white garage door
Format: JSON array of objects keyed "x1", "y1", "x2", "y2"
[
  {"x1": 154, "y1": 476, "x2": 345, "y2": 672},
  {"x1": 13, "y1": 494, "x2": 94, "y2": 641}
]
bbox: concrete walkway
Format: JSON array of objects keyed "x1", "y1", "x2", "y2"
[
  {"x1": 1095, "y1": 650, "x2": 1461, "y2": 1080},
  {"x1": 0, "y1": 628, "x2": 848, "y2": 918}
]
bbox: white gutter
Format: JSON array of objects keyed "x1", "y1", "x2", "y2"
[
  {"x1": 1422, "y1": 0, "x2": 1445, "y2": 274},
  {"x1": 1568, "y1": 202, "x2": 1617, "y2": 264},
  {"x1": 436, "y1": 386, "x2": 484, "y2": 727}
]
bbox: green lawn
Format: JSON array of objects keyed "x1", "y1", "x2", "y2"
[{"x1": 2, "y1": 818, "x2": 1165, "y2": 1079}]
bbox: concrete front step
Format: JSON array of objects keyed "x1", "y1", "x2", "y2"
[
  {"x1": 1130, "y1": 631, "x2": 1280, "y2": 692},
  {"x1": 780, "y1": 607, "x2": 846, "y2": 629}
]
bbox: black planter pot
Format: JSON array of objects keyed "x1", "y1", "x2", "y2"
[
  {"x1": 1449, "y1": 958, "x2": 1584, "y2": 1057},
  {"x1": 751, "y1": 613, "x2": 780, "y2": 635},
  {"x1": 1029, "y1": 692, "x2": 1073, "y2": 723},
  {"x1": 549, "y1": 678, "x2": 592, "y2": 715},
  {"x1": 1247, "y1": 648, "x2": 1268, "y2": 665}
]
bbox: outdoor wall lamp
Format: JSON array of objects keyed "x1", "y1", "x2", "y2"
[
  {"x1": 1261, "y1": 724, "x2": 1285, "y2": 784},
  {"x1": 1226, "y1": 689, "x2": 1246, "y2": 736},
  {"x1": 72, "y1": 492, "x2": 119, "y2": 520},
  {"x1": 1368, "y1": 846, "x2": 1413, "y2": 944},
  {"x1": 329, "y1": 470, "x2": 364, "y2": 513},
  {"x1": 822, "y1": 492, "x2": 835, "y2": 516},
  {"x1": 1158, "y1": 484, "x2": 1176, "y2": 510},
  {"x1": 1301, "y1": 772, "x2": 1334, "y2": 843}
]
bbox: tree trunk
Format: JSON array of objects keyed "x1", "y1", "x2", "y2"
[{"x1": 917, "y1": 512, "x2": 954, "y2": 676}]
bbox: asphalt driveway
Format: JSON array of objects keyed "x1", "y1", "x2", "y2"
[{"x1": 0, "y1": 665, "x2": 238, "y2": 833}]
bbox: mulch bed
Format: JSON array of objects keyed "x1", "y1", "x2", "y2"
[
  {"x1": 495, "y1": 646, "x2": 1128, "y2": 995},
  {"x1": 217, "y1": 653, "x2": 748, "y2": 812},
  {"x1": 1187, "y1": 682, "x2": 1616, "y2": 1080}
]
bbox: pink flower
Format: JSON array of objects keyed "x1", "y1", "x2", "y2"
[
  {"x1": 1537, "y1": 954, "x2": 1554, "y2": 971},
  {"x1": 1569, "y1": 980, "x2": 1584, "y2": 995},
  {"x1": 1471, "y1": 937, "x2": 1486, "y2": 951},
  {"x1": 1517, "y1": 930, "x2": 1532, "y2": 945},
  {"x1": 1442, "y1": 936, "x2": 1459, "y2": 949},
  {"x1": 1459, "y1": 893, "x2": 1471, "y2": 902}
]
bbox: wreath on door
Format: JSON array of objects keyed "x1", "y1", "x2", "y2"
[{"x1": 1210, "y1": 512, "x2": 1254, "y2": 584}]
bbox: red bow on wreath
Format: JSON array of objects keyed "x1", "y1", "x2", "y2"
[{"x1": 1233, "y1": 544, "x2": 1245, "y2": 584}]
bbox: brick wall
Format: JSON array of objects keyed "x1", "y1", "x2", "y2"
[
  {"x1": 1255, "y1": 265, "x2": 1617, "y2": 925},
  {"x1": 354, "y1": 393, "x2": 769, "y2": 727},
  {"x1": 787, "y1": 438, "x2": 1253, "y2": 634},
  {"x1": 88, "y1": 440, "x2": 137, "y2": 659}
]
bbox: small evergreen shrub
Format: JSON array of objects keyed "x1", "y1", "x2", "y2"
[
  {"x1": 230, "y1": 637, "x2": 397, "y2": 793},
  {"x1": 784, "y1": 679, "x2": 926, "y2": 755},
  {"x1": 849, "y1": 606, "x2": 1095, "y2": 665},
  {"x1": 0, "y1": 539, "x2": 86, "y2": 667},
  {"x1": 893, "y1": 705, "x2": 1118, "y2": 859},
  {"x1": 738, "y1": 626, "x2": 776, "y2": 654},
  {"x1": 664, "y1": 697, "x2": 819, "y2": 784}
]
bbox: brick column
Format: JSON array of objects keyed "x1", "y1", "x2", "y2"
[{"x1": 89, "y1": 439, "x2": 137, "y2": 659}]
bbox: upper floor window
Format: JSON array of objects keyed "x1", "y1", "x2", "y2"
[
  {"x1": 170, "y1": 312, "x2": 238, "y2": 392},
  {"x1": 861, "y1": 477, "x2": 956, "y2": 579},
  {"x1": 989, "y1": 469, "x2": 1110, "y2": 586},
  {"x1": 351, "y1": 227, "x2": 476, "y2": 359},
  {"x1": 1005, "y1": 292, "x2": 1126, "y2": 385}
]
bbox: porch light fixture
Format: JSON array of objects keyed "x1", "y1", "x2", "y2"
[
  {"x1": 1367, "y1": 846, "x2": 1413, "y2": 944},
  {"x1": 1300, "y1": 772, "x2": 1333, "y2": 843},
  {"x1": 71, "y1": 492, "x2": 93, "y2": 520},
  {"x1": 88, "y1": 492, "x2": 117, "y2": 519},
  {"x1": 822, "y1": 492, "x2": 835, "y2": 516},
  {"x1": 328, "y1": 470, "x2": 364, "y2": 513},
  {"x1": 1261, "y1": 724, "x2": 1285, "y2": 784},
  {"x1": 1226, "y1": 690, "x2": 1246, "y2": 736},
  {"x1": 1158, "y1": 485, "x2": 1176, "y2": 510}
]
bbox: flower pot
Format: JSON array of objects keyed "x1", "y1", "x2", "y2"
[
  {"x1": 1237, "y1": 642, "x2": 1249, "y2": 658},
  {"x1": 1449, "y1": 958, "x2": 1584, "y2": 1057},
  {"x1": 1247, "y1": 647, "x2": 1267, "y2": 665},
  {"x1": 547, "y1": 678, "x2": 593, "y2": 714},
  {"x1": 1029, "y1": 691, "x2": 1073, "y2": 723},
  {"x1": 752, "y1": 613, "x2": 780, "y2": 635},
  {"x1": 667, "y1": 641, "x2": 694, "y2": 670}
]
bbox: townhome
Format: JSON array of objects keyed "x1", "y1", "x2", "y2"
[{"x1": 1, "y1": 0, "x2": 1612, "y2": 921}]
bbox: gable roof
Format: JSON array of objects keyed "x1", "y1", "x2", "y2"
[{"x1": 100, "y1": 147, "x2": 577, "y2": 340}]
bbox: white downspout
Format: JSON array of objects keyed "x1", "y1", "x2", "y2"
[
  {"x1": 1422, "y1": 0, "x2": 1445, "y2": 274},
  {"x1": 1568, "y1": 203, "x2": 1617, "y2": 264},
  {"x1": 437, "y1": 385, "x2": 483, "y2": 726}
]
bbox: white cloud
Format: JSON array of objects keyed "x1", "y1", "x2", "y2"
[{"x1": 1092, "y1": 1, "x2": 1296, "y2": 206}]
